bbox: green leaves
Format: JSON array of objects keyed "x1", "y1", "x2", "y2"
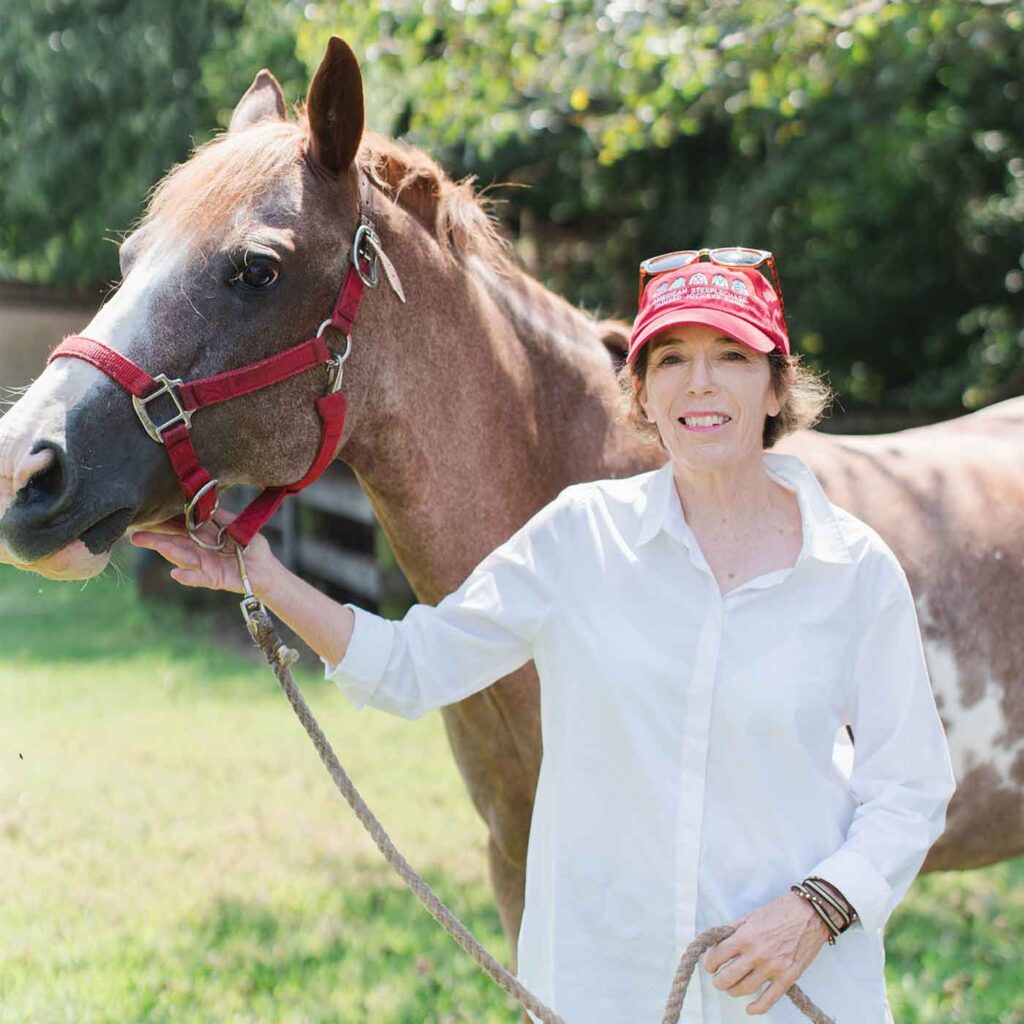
[
  {"x1": 309, "y1": 0, "x2": 1022, "y2": 414},
  {"x1": 0, "y1": 0, "x2": 306, "y2": 287},
  {"x1": 3, "y1": 0, "x2": 1022, "y2": 413}
]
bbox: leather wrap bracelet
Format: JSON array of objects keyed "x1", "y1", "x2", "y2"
[
  {"x1": 790, "y1": 876, "x2": 859, "y2": 946},
  {"x1": 790, "y1": 884, "x2": 840, "y2": 945}
]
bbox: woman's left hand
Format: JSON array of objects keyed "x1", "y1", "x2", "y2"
[{"x1": 700, "y1": 890, "x2": 830, "y2": 1015}]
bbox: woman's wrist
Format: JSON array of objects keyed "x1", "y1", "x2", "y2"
[
  {"x1": 790, "y1": 889, "x2": 832, "y2": 937},
  {"x1": 790, "y1": 876, "x2": 859, "y2": 945},
  {"x1": 248, "y1": 548, "x2": 290, "y2": 605},
  {"x1": 244, "y1": 551, "x2": 355, "y2": 667}
]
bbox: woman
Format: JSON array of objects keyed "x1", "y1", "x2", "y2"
[{"x1": 131, "y1": 249, "x2": 956, "y2": 1023}]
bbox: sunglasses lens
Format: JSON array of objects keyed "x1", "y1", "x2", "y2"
[
  {"x1": 712, "y1": 248, "x2": 765, "y2": 266},
  {"x1": 644, "y1": 251, "x2": 698, "y2": 276}
]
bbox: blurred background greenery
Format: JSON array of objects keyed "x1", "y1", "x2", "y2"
[
  {"x1": 3, "y1": 6, "x2": 1024, "y2": 1020},
  {"x1": 1, "y1": 0, "x2": 1022, "y2": 419}
]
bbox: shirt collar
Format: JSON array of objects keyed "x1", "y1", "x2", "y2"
[{"x1": 634, "y1": 451, "x2": 852, "y2": 565}]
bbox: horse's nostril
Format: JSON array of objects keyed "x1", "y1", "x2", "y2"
[
  {"x1": 13, "y1": 445, "x2": 57, "y2": 494},
  {"x1": 13, "y1": 442, "x2": 75, "y2": 523},
  {"x1": 22, "y1": 458, "x2": 64, "y2": 504}
]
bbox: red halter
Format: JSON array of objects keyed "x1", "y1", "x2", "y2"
[{"x1": 47, "y1": 169, "x2": 397, "y2": 551}]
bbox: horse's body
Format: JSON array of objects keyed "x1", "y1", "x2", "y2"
[{"x1": 0, "y1": 39, "x2": 1021, "y2": 961}]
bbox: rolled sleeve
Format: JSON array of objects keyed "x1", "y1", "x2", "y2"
[
  {"x1": 322, "y1": 604, "x2": 396, "y2": 710},
  {"x1": 809, "y1": 560, "x2": 957, "y2": 936},
  {"x1": 322, "y1": 487, "x2": 576, "y2": 720}
]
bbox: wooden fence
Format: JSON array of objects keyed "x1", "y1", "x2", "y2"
[{"x1": 221, "y1": 464, "x2": 415, "y2": 615}]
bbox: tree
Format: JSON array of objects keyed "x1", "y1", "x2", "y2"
[
  {"x1": 0, "y1": 0, "x2": 306, "y2": 287},
  {"x1": 302, "y1": 0, "x2": 1024, "y2": 412},
  {"x1": 4, "y1": 1, "x2": 1021, "y2": 413}
]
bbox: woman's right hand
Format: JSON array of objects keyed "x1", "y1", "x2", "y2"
[{"x1": 129, "y1": 512, "x2": 280, "y2": 597}]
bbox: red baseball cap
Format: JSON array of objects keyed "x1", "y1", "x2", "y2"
[{"x1": 627, "y1": 261, "x2": 790, "y2": 363}]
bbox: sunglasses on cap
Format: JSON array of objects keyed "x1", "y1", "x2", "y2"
[{"x1": 637, "y1": 247, "x2": 789, "y2": 334}]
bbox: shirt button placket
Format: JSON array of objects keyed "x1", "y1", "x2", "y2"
[{"x1": 675, "y1": 587, "x2": 724, "y2": 1023}]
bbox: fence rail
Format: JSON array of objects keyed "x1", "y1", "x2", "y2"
[{"x1": 223, "y1": 463, "x2": 414, "y2": 614}]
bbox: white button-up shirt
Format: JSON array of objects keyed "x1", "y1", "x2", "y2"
[{"x1": 323, "y1": 450, "x2": 956, "y2": 1024}]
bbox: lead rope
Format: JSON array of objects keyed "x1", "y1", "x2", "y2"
[{"x1": 233, "y1": 548, "x2": 835, "y2": 1024}]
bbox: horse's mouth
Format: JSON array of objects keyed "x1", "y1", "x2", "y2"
[
  {"x1": 0, "y1": 504, "x2": 137, "y2": 579},
  {"x1": 0, "y1": 538, "x2": 111, "y2": 580},
  {"x1": 79, "y1": 507, "x2": 137, "y2": 554}
]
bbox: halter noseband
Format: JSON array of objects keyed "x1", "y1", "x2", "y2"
[{"x1": 47, "y1": 167, "x2": 404, "y2": 552}]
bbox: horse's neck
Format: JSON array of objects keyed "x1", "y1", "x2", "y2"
[{"x1": 341, "y1": 230, "x2": 656, "y2": 602}]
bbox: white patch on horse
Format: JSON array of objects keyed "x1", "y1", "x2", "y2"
[
  {"x1": 924, "y1": 633, "x2": 1022, "y2": 787},
  {"x1": 85, "y1": 240, "x2": 192, "y2": 347},
  {"x1": 0, "y1": 242, "x2": 190, "y2": 525}
]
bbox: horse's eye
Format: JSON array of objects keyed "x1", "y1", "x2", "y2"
[{"x1": 232, "y1": 259, "x2": 279, "y2": 290}]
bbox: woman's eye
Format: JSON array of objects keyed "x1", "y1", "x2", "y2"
[
  {"x1": 231, "y1": 260, "x2": 279, "y2": 290},
  {"x1": 723, "y1": 350, "x2": 747, "y2": 360}
]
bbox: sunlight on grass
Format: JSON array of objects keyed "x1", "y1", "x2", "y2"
[
  {"x1": 0, "y1": 561, "x2": 517, "y2": 1022},
  {"x1": 1, "y1": 560, "x2": 1021, "y2": 1021}
]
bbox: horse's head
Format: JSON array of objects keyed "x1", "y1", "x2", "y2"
[{"x1": 0, "y1": 37, "x2": 392, "y2": 579}]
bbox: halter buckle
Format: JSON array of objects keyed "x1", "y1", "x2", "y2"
[
  {"x1": 132, "y1": 374, "x2": 193, "y2": 443},
  {"x1": 352, "y1": 223, "x2": 381, "y2": 289}
]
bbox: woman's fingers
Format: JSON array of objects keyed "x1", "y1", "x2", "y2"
[
  {"x1": 129, "y1": 509, "x2": 259, "y2": 595},
  {"x1": 745, "y1": 976, "x2": 788, "y2": 1014},
  {"x1": 170, "y1": 567, "x2": 208, "y2": 587},
  {"x1": 131, "y1": 532, "x2": 203, "y2": 570}
]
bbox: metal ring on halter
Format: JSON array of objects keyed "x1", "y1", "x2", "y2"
[
  {"x1": 190, "y1": 521, "x2": 229, "y2": 552},
  {"x1": 352, "y1": 224, "x2": 380, "y2": 288},
  {"x1": 315, "y1": 322, "x2": 352, "y2": 393},
  {"x1": 184, "y1": 479, "x2": 229, "y2": 551},
  {"x1": 316, "y1": 320, "x2": 354, "y2": 358}
]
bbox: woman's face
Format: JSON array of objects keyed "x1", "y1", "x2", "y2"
[{"x1": 635, "y1": 323, "x2": 781, "y2": 472}]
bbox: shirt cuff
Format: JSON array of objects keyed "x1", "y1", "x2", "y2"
[
  {"x1": 321, "y1": 603, "x2": 395, "y2": 710},
  {"x1": 805, "y1": 846, "x2": 893, "y2": 936}
]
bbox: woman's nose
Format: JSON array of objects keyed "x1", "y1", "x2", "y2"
[{"x1": 687, "y1": 356, "x2": 716, "y2": 391}]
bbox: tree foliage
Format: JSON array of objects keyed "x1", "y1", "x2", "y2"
[
  {"x1": 3, "y1": 1, "x2": 1022, "y2": 414},
  {"x1": 0, "y1": 0, "x2": 306, "y2": 286},
  {"x1": 303, "y1": 0, "x2": 1024, "y2": 413}
]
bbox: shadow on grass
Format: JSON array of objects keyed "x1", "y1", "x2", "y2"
[
  {"x1": 0, "y1": 560, "x2": 320, "y2": 695},
  {"x1": 119, "y1": 863, "x2": 520, "y2": 1024}
]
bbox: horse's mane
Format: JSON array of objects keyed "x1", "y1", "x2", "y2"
[
  {"x1": 137, "y1": 113, "x2": 517, "y2": 277},
  {"x1": 358, "y1": 127, "x2": 518, "y2": 277},
  {"x1": 135, "y1": 110, "x2": 628, "y2": 360}
]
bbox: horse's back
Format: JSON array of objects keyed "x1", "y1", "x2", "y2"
[{"x1": 779, "y1": 403, "x2": 1024, "y2": 870}]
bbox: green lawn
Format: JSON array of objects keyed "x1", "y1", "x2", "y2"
[{"x1": 1, "y1": 559, "x2": 1021, "y2": 1023}]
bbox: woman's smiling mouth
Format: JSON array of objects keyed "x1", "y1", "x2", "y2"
[{"x1": 679, "y1": 412, "x2": 732, "y2": 431}]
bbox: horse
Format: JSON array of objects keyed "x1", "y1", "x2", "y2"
[{"x1": 1, "y1": 37, "x2": 1021, "y2": 970}]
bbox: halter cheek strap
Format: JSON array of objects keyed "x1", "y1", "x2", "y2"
[{"x1": 47, "y1": 167, "x2": 403, "y2": 551}]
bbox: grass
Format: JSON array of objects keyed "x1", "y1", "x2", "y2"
[
  {"x1": 0, "y1": 557, "x2": 514, "y2": 1023},
  {"x1": 1, "y1": 557, "x2": 1022, "y2": 1022}
]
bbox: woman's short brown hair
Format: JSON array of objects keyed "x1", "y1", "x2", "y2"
[{"x1": 615, "y1": 336, "x2": 834, "y2": 449}]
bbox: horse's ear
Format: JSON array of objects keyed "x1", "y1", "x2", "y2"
[
  {"x1": 305, "y1": 36, "x2": 364, "y2": 177},
  {"x1": 229, "y1": 69, "x2": 287, "y2": 132}
]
